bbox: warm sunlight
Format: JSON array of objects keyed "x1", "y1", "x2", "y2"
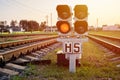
[
  {"x1": 0, "y1": 0, "x2": 120, "y2": 80},
  {"x1": 0, "y1": 0, "x2": 120, "y2": 27},
  {"x1": 59, "y1": 0, "x2": 120, "y2": 27}
]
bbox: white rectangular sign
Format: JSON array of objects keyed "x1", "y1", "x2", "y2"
[{"x1": 63, "y1": 41, "x2": 81, "y2": 54}]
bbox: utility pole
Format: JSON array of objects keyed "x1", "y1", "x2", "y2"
[
  {"x1": 46, "y1": 15, "x2": 48, "y2": 26},
  {"x1": 51, "y1": 13, "x2": 52, "y2": 27},
  {"x1": 50, "y1": 13, "x2": 52, "y2": 32},
  {"x1": 97, "y1": 18, "x2": 98, "y2": 29}
]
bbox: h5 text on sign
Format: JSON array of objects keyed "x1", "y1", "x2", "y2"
[{"x1": 63, "y1": 42, "x2": 81, "y2": 54}]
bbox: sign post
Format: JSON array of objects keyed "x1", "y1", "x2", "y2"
[
  {"x1": 58, "y1": 38, "x2": 83, "y2": 73},
  {"x1": 63, "y1": 40, "x2": 81, "y2": 73},
  {"x1": 56, "y1": 4, "x2": 88, "y2": 73},
  {"x1": 69, "y1": 54, "x2": 76, "y2": 72}
]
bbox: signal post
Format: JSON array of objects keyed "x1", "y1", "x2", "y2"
[{"x1": 56, "y1": 4, "x2": 88, "y2": 73}]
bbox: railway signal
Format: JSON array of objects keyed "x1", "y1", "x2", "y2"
[
  {"x1": 74, "y1": 5, "x2": 88, "y2": 36},
  {"x1": 56, "y1": 4, "x2": 89, "y2": 73},
  {"x1": 56, "y1": 5, "x2": 72, "y2": 36}
]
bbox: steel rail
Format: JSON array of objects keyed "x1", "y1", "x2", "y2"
[
  {"x1": 0, "y1": 35, "x2": 58, "y2": 48},
  {"x1": 88, "y1": 35, "x2": 120, "y2": 54},
  {"x1": 89, "y1": 33, "x2": 120, "y2": 41},
  {"x1": 0, "y1": 38, "x2": 57, "y2": 63}
]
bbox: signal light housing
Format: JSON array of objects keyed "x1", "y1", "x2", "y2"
[
  {"x1": 56, "y1": 21, "x2": 71, "y2": 34},
  {"x1": 56, "y1": 4, "x2": 88, "y2": 37},
  {"x1": 74, "y1": 21, "x2": 88, "y2": 34},
  {"x1": 74, "y1": 5, "x2": 88, "y2": 19},
  {"x1": 74, "y1": 5, "x2": 88, "y2": 35},
  {"x1": 56, "y1": 5, "x2": 72, "y2": 20},
  {"x1": 56, "y1": 5, "x2": 72, "y2": 36}
]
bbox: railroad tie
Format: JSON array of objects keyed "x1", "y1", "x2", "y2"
[
  {"x1": 41, "y1": 49, "x2": 47, "y2": 53},
  {"x1": 110, "y1": 56, "x2": 120, "y2": 62},
  {"x1": 43, "y1": 48, "x2": 50, "y2": 51},
  {"x1": 0, "y1": 67, "x2": 19, "y2": 76},
  {"x1": 17, "y1": 58, "x2": 29, "y2": 62},
  {"x1": 34, "y1": 51, "x2": 44, "y2": 57},
  {"x1": 5, "y1": 63, "x2": 26, "y2": 71},
  {"x1": 35, "y1": 51, "x2": 44, "y2": 54},
  {"x1": 116, "y1": 64, "x2": 120, "y2": 67},
  {"x1": 12, "y1": 58, "x2": 29, "y2": 64},
  {"x1": 24, "y1": 55, "x2": 39, "y2": 61},
  {"x1": 31, "y1": 53, "x2": 41, "y2": 57}
]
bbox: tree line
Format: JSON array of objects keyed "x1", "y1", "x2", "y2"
[{"x1": 10, "y1": 20, "x2": 47, "y2": 31}]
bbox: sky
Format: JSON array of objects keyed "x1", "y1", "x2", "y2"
[{"x1": 0, "y1": 0, "x2": 120, "y2": 27}]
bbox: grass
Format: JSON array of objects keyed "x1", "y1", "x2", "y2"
[
  {"x1": 0, "y1": 37, "x2": 31, "y2": 43},
  {"x1": 0, "y1": 31, "x2": 57, "y2": 36},
  {"x1": 0, "y1": 34, "x2": 57, "y2": 43},
  {"x1": 11, "y1": 40, "x2": 120, "y2": 80},
  {"x1": 89, "y1": 31, "x2": 120, "y2": 38}
]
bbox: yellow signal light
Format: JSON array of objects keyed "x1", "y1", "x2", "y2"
[
  {"x1": 60, "y1": 23, "x2": 69, "y2": 33},
  {"x1": 56, "y1": 21, "x2": 70, "y2": 34}
]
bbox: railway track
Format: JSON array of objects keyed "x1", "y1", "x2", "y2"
[
  {"x1": 0, "y1": 36, "x2": 62, "y2": 80},
  {"x1": 89, "y1": 33, "x2": 120, "y2": 43},
  {"x1": 0, "y1": 35, "x2": 58, "y2": 63},
  {"x1": 88, "y1": 34, "x2": 120, "y2": 67},
  {"x1": 0, "y1": 33, "x2": 119, "y2": 79},
  {"x1": 0, "y1": 35, "x2": 58, "y2": 48},
  {"x1": 88, "y1": 34, "x2": 120, "y2": 54}
]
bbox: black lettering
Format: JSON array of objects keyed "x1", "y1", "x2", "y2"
[
  {"x1": 74, "y1": 43, "x2": 80, "y2": 53},
  {"x1": 65, "y1": 43, "x2": 72, "y2": 52}
]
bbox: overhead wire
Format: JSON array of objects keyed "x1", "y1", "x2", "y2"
[
  {"x1": 3, "y1": 0, "x2": 48, "y2": 21},
  {"x1": 13, "y1": 0, "x2": 49, "y2": 13},
  {"x1": 1, "y1": 0, "x2": 55, "y2": 25}
]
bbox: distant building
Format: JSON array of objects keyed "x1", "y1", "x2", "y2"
[
  {"x1": 88, "y1": 26, "x2": 95, "y2": 30},
  {"x1": 44, "y1": 26, "x2": 57, "y2": 32},
  {"x1": 0, "y1": 26, "x2": 24, "y2": 33},
  {"x1": 102, "y1": 25, "x2": 120, "y2": 31},
  {"x1": 0, "y1": 22, "x2": 9, "y2": 33},
  {"x1": 8, "y1": 26, "x2": 25, "y2": 33}
]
